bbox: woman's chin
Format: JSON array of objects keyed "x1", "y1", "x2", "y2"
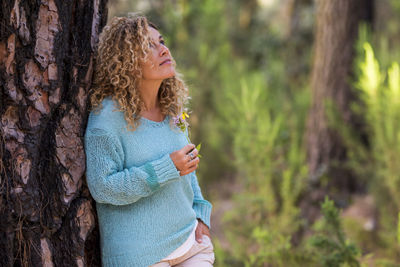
[{"x1": 164, "y1": 70, "x2": 176, "y2": 79}]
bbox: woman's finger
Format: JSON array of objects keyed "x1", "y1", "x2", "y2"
[
  {"x1": 195, "y1": 226, "x2": 202, "y2": 243},
  {"x1": 182, "y1": 144, "x2": 195, "y2": 154},
  {"x1": 187, "y1": 157, "x2": 199, "y2": 168},
  {"x1": 187, "y1": 148, "x2": 199, "y2": 161},
  {"x1": 186, "y1": 164, "x2": 198, "y2": 172},
  {"x1": 186, "y1": 148, "x2": 198, "y2": 162},
  {"x1": 180, "y1": 164, "x2": 198, "y2": 176},
  {"x1": 189, "y1": 148, "x2": 198, "y2": 157}
]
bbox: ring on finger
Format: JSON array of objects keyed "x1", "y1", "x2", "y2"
[{"x1": 189, "y1": 151, "x2": 195, "y2": 160}]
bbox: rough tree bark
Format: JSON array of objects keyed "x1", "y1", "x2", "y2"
[
  {"x1": 305, "y1": 0, "x2": 373, "y2": 205},
  {"x1": 0, "y1": 0, "x2": 107, "y2": 266}
]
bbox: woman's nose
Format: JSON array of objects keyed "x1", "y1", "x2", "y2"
[{"x1": 159, "y1": 44, "x2": 169, "y2": 57}]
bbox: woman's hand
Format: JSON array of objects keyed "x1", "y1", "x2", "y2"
[
  {"x1": 170, "y1": 144, "x2": 200, "y2": 176},
  {"x1": 195, "y1": 219, "x2": 210, "y2": 243}
]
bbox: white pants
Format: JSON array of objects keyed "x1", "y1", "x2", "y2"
[{"x1": 150, "y1": 235, "x2": 215, "y2": 267}]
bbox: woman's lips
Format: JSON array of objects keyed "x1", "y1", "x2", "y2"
[{"x1": 160, "y1": 59, "x2": 172, "y2": 66}]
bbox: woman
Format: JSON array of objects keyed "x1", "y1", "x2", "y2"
[{"x1": 84, "y1": 15, "x2": 214, "y2": 267}]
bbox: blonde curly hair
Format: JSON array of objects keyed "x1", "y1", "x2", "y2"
[{"x1": 89, "y1": 14, "x2": 189, "y2": 131}]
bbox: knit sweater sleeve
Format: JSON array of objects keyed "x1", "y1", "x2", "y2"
[
  {"x1": 191, "y1": 171, "x2": 213, "y2": 229},
  {"x1": 84, "y1": 128, "x2": 181, "y2": 206}
]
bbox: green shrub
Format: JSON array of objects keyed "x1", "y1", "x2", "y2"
[
  {"x1": 354, "y1": 41, "x2": 400, "y2": 260},
  {"x1": 306, "y1": 197, "x2": 361, "y2": 267},
  {"x1": 216, "y1": 62, "x2": 310, "y2": 266}
]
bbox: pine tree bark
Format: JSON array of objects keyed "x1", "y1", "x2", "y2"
[
  {"x1": 0, "y1": 0, "x2": 107, "y2": 266},
  {"x1": 306, "y1": 0, "x2": 373, "y2": 201}
]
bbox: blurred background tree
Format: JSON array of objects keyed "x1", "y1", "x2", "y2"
[{"x1": 306, "y1": 0, "x2": 373, "y2": 203}]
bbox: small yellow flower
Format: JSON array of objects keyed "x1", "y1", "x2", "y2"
[
  {"x1": 173, "y1": 111, "x2": 202, "y2": 158},
  {"x1": 182, "y1": 112, "x2": 189, "y2": 120}
]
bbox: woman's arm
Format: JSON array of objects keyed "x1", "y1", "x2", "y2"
[
  {"x1": 182, "y1": 127, "x2": 213, "y2": 228},
  {"x1": 84, "y1": 128, "x2": 180, "y2": 205},
  {"x1": 191, "y1": 171, "x2": 213, "y2": 229}
]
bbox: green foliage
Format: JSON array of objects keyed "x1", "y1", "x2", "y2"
[
  {"x1": 306, "y1": 197, "x2": 361, "y2": 267},
  {"x1": 217, "y1": 60, "x2": 310, "y2": 265},
  {"x1": 352, "y1": 39, "x2": 400, "y2": 261},
  {"x1": 355, "y1": 41, "x2": 400, "y2": 214}
]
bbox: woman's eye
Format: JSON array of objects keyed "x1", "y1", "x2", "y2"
[{"x1": 160, "y1": 40, "x2": 165, "y2": 45}]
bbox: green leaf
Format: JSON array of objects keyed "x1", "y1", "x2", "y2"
[{"x1": 196, "y1": 143, "x2": 202, "y2": 152}]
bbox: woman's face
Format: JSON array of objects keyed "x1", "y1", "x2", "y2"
[{"x1": 141, "y1": 27, "x2": 175, "y2": 81}]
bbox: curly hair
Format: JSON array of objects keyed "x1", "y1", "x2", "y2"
[{"x1": 89, "y1": 14, "x2": 189, "y2": 131}]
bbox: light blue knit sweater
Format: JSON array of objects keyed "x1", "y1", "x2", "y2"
[{"x1": 84, "y1": 98, "x2": 212, "y2": 267}]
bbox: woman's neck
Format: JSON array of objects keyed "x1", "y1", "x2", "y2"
[
  {"x1": 138, "y1": 80, "x2": 165, "y2": 121},
  {"x1": 140, "y1": 107, "x2": 165, "y2": 122},
  {"x1": 139, "y1": 79, "x2": 163, "y2": 111}
]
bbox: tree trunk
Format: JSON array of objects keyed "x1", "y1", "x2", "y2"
[
  {"x1": 0, "y1": 0, "x2": 107, "y2": 266},
  {"x1": 305, "y1": 0, "x2": 373, "y2": 206}
]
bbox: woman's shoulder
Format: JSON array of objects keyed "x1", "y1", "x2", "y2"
[{"x1": 86, "y1": 97, "x2": 125, "y2": 136}]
